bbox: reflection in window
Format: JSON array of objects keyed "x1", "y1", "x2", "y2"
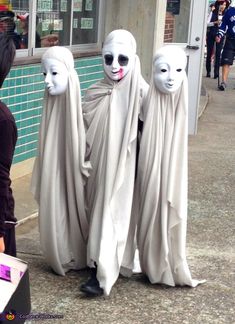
[
  {"x1": 1, "y1": 0, "x2": 100, "y2": 50},
  {"x1": 164, "y1": 0, "x2": 191, "y2": 43},
  {"x1": 0, "y1": 0, "x2": 29, "y2": 49},
  {"x1": 72, "y1": 0, "x2": 100, "y2": 45},
  {"x1": 37, "y1": 1, "x2": 68, "y2": 47},
  {"x1": 17, "y1": 13, "x2": 41, "y2": 48},
  {"x1": 38, "y1": 0, "x2": 100, "y2": 47}
]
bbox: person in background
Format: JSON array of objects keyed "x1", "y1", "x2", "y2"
[
  {"x1": 17, "y1": 13, "x2": 41, "y2": 49},
  {"x1": 216, "y1": 3, "x2": 235, "y2": 90},
  {"x1": 0, "y1": 10, "x2": 21, "y2": 49},
  {"x1": 206, "y1": 2, "x2": 216, "y2": 75},
  {"x1": 40, "y1": 30, "x2": 59, "y2": 47},
  {"x1": 0, "y1": 8, "x2": 14, "y2": 33},
  {"x1": 207, "y1": 2, "x2": 216, "y2": 24},
  {"x1": 206, "y1": 0, "x2": 230, "y2": 79},
  {"x1": 0, "y1": 33, "x2": 17, "y2": 257}
]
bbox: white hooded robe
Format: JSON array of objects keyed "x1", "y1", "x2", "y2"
[
  {"x1": 31, "y1": 47, "x2": 90, "y2": 275},
  {"x1": 136, "y1": 52, "x2": 205, "y2": 287},
  {"x1": 83, "y1": 53, "x2": 148, "y2": 295}
]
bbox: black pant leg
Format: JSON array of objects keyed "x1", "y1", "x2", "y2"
[
  {"x1": 4, "y1": 227, "x2": 16, "y2": 257},
  {"x1": 206, "y1": 33, "x2": 215, "y2": 74},
  {"x1": 214, "y1": 39, "x2": 224, "y2": 77}
]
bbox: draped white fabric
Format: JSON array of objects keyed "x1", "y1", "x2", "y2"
[
  {"x1": 83, "y1": 55, "x2": 148, "y2": 295},
  {"x1": 137, "y1": 73, "x2": 205, "y2": 287},
  {"x1": 31, "y1": 47, "x2": 90, "y2": 275}
]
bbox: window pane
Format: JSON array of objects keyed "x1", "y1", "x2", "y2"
[
  {"x1": 37, "y1": 0, "x2": 70, "y2": 47},
  {"x1": 72, "y1": 0, "x2": 100, "y2": 45},
  {"x1": 37, "y1": 0, "x2": 100, "y2": 47},
  {"x1": 164, "y1": 0, "x2": 191, "y2": 43},
  {"x1": 0, "y1": 0, "x2": 30, "y2": 49},
  {"x1": 1, "y1": 0, "x2": 100, "y2": 50}
]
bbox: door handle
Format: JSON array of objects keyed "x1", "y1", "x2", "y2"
[{"x1": 186, "y1": 45, "x2": 199, "y2": 50}]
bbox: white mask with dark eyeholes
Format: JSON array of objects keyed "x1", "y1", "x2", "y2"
[
  {"x1": 102, "y1": 29, "x2": 136, "y2": 81},
  {"x1": 153, "y1": 46, "x2": 187, "y2": 94},
  {"x1": 102, "y1": 43, "x2": 135, "y2": 81},
  {"x1": 42, "y1": 58, "x2": 69, "y2": 96}
]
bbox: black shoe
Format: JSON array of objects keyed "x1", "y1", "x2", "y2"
[
  {"x1": 214, "y1": 74, "x2": 218, "y2": 79},
  {"x1": 218, "y1": 82, "x2": 226, "y2": 91},
  {"x1": 206, "y1": 72, "x2": 211, "y2": 78},
  {"x1": 80, "y1": 268, "x2": 104, "y2": 296}
]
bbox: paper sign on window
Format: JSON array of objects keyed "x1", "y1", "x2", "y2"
[
  {"x1": 74, "y1": 0, "x2": 83, "y2": 12},
  {"x1": 73, "y1": 18, "x2": 78, "y2": 28},
  {"x1": 85, "y1": 0, "x2": 93, "y2": 11},
  {"x1": 81, "y1": 17, "x2": 93, "y2": 29},
  {"x1": 60, "y1": 0, "x2": 67, "y2": 12},
  {"x1": 38, "y1": 0, "x2": 53, "y2": 12},
  {"x1": 53, "y1": 19, "x2": 63, "y2": 31},
  {"x1": 42, "y1": 19, "x2": 51, "y2": 31}
]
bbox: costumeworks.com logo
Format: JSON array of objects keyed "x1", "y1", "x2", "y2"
[
  {"x1": 0, "y1": 310, "x2": 64, "y2": 321},
  {"x1": 0, "y1": 310, "x2": 17, "y2": 321}
]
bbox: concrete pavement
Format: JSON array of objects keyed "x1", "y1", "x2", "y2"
[{"x1": 12, "y1": 67, "x2": 235, "y2": 323}]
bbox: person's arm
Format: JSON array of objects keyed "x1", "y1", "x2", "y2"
[
  {"x1": 207, "y1": 11, "x2": 215, "y2": 26},
  {"x1": 207, "y1": 11, "x2": 220, "y2": 27}
]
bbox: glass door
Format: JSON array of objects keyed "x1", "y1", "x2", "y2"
[{"x1": 164, "y1": 0, "x2": 208, "y2": 134}]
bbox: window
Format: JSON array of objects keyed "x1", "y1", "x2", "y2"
[{"x1": 0, "y1": 0, "x2": 103, "y2": 57}]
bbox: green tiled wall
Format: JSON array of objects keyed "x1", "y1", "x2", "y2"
[{"x1": 0, "y1": 56, "x2": 103, "y2": 164}]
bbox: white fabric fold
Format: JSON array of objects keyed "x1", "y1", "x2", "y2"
[
  {"x1": 31, "y1": 47, "x2": 90, "y2": 275},
  {"x1": 83, "y1": 55, "x2": 148, "y2": 295}
]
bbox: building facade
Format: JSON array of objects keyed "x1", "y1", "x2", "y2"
[{"x1": 0, "y1": 0, "x2": 207, "y2": 178}]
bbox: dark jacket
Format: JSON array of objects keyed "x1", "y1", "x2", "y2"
[
  {"x1": 207, "y1": 8, "x2": 225, "y2": 37},
  {"x1": 218, "y1": 6, "x2": 235, "y2": 39},
  {"x1": 20, "y1": 31, "x2": 41, "y2": 48},
  {"x1": 7, "y1": 31, "x2": 21, "y2": 49},
  {"x1": 0, "y1": 100, "x2": 17, "y2": 237}
]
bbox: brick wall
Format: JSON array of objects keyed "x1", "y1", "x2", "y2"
[{"x1": 164, "y1": 11, "x2": 175, "y2": 43}]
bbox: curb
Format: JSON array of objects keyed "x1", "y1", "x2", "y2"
[{"x1": 16, "y1": 212, "x2": 38, "y2": 227}]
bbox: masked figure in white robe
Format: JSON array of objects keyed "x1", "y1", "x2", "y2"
[
  {"x1": 137, "y1": 45, "x2": 205, "y2": 287},
  {"x1": 31, "y1": 46, "x2": 90, "y2": 275},
  {"x1": 80, "y1": 29, "x2": 148, "y2": 296}
]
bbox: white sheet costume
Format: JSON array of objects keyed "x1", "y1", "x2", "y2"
[
  {"x1": 31, "y1": 46, "x2": 90, "y2": 275},
  {"x1": 137, "y1": 45, "x2": 205, "y2": 287},
  {"x1": 82, "y1": 30, "x2": 148, "y2": 295}
]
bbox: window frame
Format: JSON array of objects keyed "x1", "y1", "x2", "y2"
[{"x1": 14, "y1": 0, "x2": 105, "y2": 64}]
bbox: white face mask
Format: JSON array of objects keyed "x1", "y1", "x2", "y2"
[
  {"x1": 102, "y1": 43, "x2": 134, "y2": 81},
  {"x1": 42, "y1": 58, "x2": 69, "y2": 96},
  {"x1": 153, "y1": 53, "x2": 186, "y2": 94}
]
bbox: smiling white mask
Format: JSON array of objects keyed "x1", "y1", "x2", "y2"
[
  {"x1": 153, "y1": 46, "x2": 187, "y2": 94},
  {"x1": 42, "y1": 58, "x2": 69, "y2": 96},
  {"x1": 102, "y1": 29, "x2": 136, "y2": 81}
]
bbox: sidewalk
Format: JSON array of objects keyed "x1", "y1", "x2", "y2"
[
  {"x1": 13, "y1": 69, "x2": 235, "y2": 324},
  {"x1": 12, "y1": 174, "x2": 38, "y2": 224}
]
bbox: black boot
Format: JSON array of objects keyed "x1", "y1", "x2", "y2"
[{"x1": 80, "y1": 267, "x2": 104, "y2": 296}]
